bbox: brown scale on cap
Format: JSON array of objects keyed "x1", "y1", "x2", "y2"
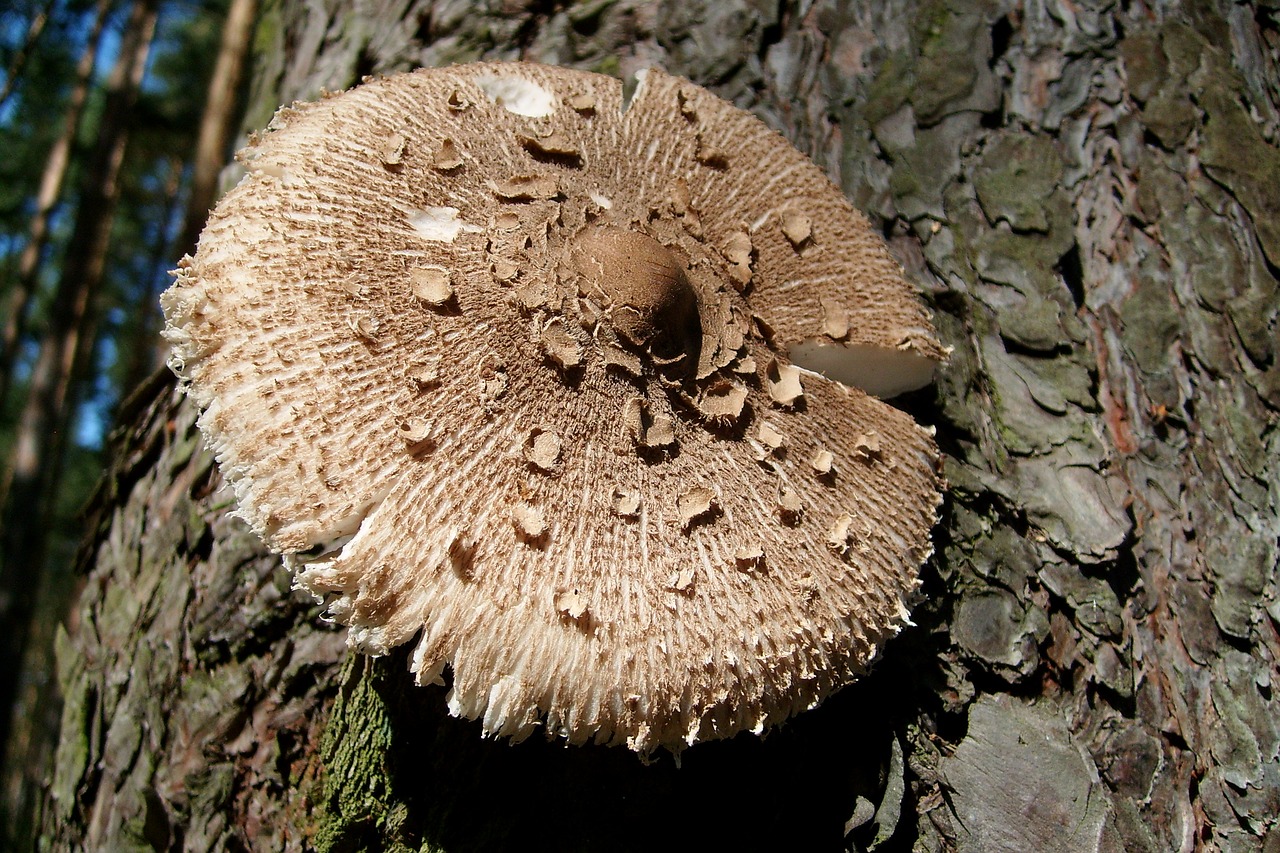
[{"x1": 161, "y1": 62, "x2": 945, "y2": 757}]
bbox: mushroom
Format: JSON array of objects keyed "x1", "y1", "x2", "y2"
[{"x1": 161, "y1": 62, "x2": 944, "y2": 756}]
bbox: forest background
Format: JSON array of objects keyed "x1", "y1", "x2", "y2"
[{"x1": 0, "y1": 0, "x2": 253, "y2": 841}]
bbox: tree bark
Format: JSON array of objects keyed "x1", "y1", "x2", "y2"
[{"x1": 36, "y1": 1, "x2": 1280, "y2": 851}]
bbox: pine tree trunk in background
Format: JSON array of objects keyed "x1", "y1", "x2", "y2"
[
  {"x1": 176, "y1": 0, "x2": 258, "y2": 259},
  {"x1": 118, "y1": 156, "x2": 187, "y2": 401},
  {"x1": 111, "y1": 0, "x2": 260, "y2": 398},
  {"x1": 0, "y1": 0, "x2": 113, "y2": 410},
  {"x1": 0, "y1": 0, "x2": 55, "y2": 112},
  {"x1": 35, "y1": 1, "x2": 1280, "y2": 850}
]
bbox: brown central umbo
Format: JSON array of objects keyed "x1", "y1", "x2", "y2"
[{"x1": 564, "y1": 224, "x2": 701, "y2": 364}]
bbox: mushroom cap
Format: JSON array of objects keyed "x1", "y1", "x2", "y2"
[{"x1": 161, "y1": 62, "x2": 943, "y2": 755}]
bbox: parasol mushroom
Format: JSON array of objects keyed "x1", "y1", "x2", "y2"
[{"x1": 161, "y1": 62, "x2": 945, "y2": 755}]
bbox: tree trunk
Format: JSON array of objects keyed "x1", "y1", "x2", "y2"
[
  {"x1": 175, "y1": 0, "x2": 258, "y2": 259},
  {"x1": 0, "y1": 0, "x2": 55, "y2": 112},
  {"x1": 36, "y1": 1, "x2": 1280, "y2": 851},
  {"x1": 117, "y1": 155, "x2": 187, "y2": 403}
]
